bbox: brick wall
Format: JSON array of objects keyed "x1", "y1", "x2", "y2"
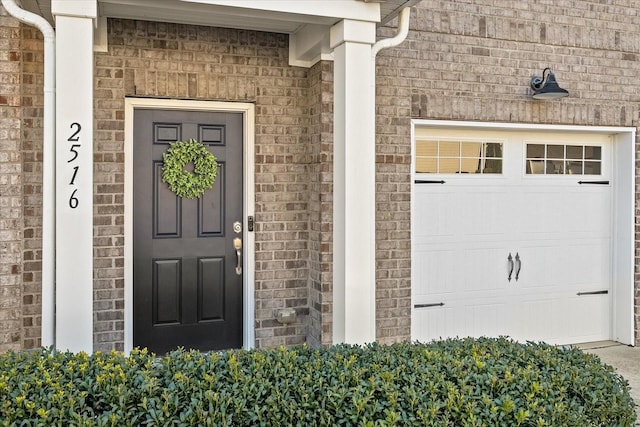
[
  {"x1": 307, "y1": 60, "x2": 334, "y2": 347},
  {"x1": 3, "y1": 0, "x2": 640, "y2": 351},
  {"x1": 94, "y1": 19, "x2": 314, "y2": 350},
  {"x1": 0, "y1": 7, "x2": 23, "y2": 351},
  {"x1": 375, "y1": 0, "x2": 640, "y2": 344},
  {"x1": 20, "y1": 23, "x2": 44, "y2": 349}
]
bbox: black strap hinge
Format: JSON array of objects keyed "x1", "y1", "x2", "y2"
[
  {"x1": 414, "y1": 302, "x2": 445, "y2": 309},
  {"x1": 415, "y1": 180, "x2": 445, "y2": 184},
  {"x1": 578, "y1": 180, "x2": 609, "y2": 185}
]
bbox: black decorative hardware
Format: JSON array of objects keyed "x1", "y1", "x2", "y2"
[
  {"x1": 578, "y1": 180, "x2": 609, "y2": 185},
  {"x1": 577, "y1": 290, "x2": 608, "y2": 296},
  {"x1": 414, "y1": 180, "x2": 446, "y2": 184},
  {"x1": 514, "y1": 253, "x2": 521, "y2": 281},
  {"x1": 507, "y1": 253, "x2": 514, "y2": 282},
  {"x1": 414, "y1": 302, "x2": 445, "y2": 309}
]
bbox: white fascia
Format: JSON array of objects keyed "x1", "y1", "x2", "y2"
[
  {"x1": 178, "y1": 0, "x2": 381, "y2": 22},
  {"x1": 51, "y1": 0, "x2": 97, "y2": 18}
]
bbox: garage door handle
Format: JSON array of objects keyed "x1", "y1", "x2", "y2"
[
  {"x1": 514, "y1": 253, "x2": 521, "y2": 281},
  {"x1": 507, "y1": 253, "x2": 514, "y2": 282}
]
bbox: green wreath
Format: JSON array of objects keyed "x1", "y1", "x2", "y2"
[{"x1": 162, "y1": 139, "x2": 218, "y2": 199}]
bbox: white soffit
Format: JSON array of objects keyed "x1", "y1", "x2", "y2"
[
  {"x1": 28, "y1": 0, "x2": 420, "y2": 30},
  {"x1": 96, "y1": 0, "x2": 381, "y2": 34},
  {"x1": 180, "y1": 0, "x2": 381, "y2": 24},
  {"x1": 21, "y1": 0, "x2": 54, "y2": 24},
  {"x1": 362, "y1": 0, "x2": 422, "y2": 24}
]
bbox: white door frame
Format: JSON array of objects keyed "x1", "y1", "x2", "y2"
[
  {"x1": 123, "y1": 98, "x2": 256, "y2": 353},
  {"x1": 411, "y1": 120, "x2": 636, "y2": 345}
]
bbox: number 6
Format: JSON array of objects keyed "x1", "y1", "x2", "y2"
[{"x1": 69, "y1": 189, "x2": 79, "y2": 209}]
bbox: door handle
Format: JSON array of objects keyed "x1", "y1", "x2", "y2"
[
  {"x1": 233, "y1": 238, "x2": 242, "y2": 275},
  {"x1": 514, "y1": 253, "x2": 521, "y2": 281},
  {"x1": 507, "y1": 253, "x2": 514, "y2": 282}
]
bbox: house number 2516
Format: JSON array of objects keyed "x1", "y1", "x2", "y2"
[{"x1": 67, "y1": 122, "x2": 81, "y2": 209}]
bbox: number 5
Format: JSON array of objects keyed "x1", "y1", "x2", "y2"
[{"x1": 68, "y1": 144, "x2": 80, "y2": 163}]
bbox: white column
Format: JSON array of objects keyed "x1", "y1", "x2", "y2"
[
  {"x1": 52, "y1": 0, "x2": 96, "y2": 352},
  {"x1": 330, "y1": 19, "x2": 377, "y2": 344}
]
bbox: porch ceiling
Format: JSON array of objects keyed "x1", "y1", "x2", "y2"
[{"x1": 26, "y1": 0, "x2": 420, "y2": 31}]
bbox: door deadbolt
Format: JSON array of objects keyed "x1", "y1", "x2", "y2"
[{"x1": 233, "y1": 221, "x2": 242, "y2": 234}]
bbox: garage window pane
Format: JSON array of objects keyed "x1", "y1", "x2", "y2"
[
  {"x1": 585, "y1": 146, "x2": 602, "y2": 160},
  {"x1": 439, "y1": 141, "x2": 460, "y2": 157},
  {"x1": 566, "y1": 145, "x2": 583, "y2": 159},
  {"x1": 415, "y1": 139, "x2": 503, "y2": 174},
  {"x1": 416, "y1": 140, "x2": 438, "y2": 157},
  {"x1": 546, "y1": 160, "x2": 564, "y2": 174},
  {"x1": 460, "y1": 142, "x2": 481, "y2": 174},
  {"x1": 526, "y1": 143, "x2": 602, "y2": 176},
  {"x1": 584, "y1": 161, "x2": 601, "y2": 175},
  {"x1": 547, "y1": 145, "x2": 564, "y2": 158},
  {"x1": 483, "y1": 158, "x2": 502, "y2": 173},
  {"x1": 485, "y1": 143, "x2": 502, "y2": 158},
  {"x1": 415, "y1": 158, "x2": 437, "y2": 173},
  {"x1": 527, "y1": 144, "x2": 545, "y2": 158},
  {"x1": 566, "y1": 160, "x2": 583, "y2": 174},
  {"x1": 483, "y1": 143, "x2": 502, "y2": 174},
  {"x1": 527, "y1": 160, "x2": 545, "y2": 174},
  {"x1": 461, "y1": 142, "x2": 482, "y2": 157},
  {"x1": 439, "y1": 158, "x2": 460, "y2": 173}
]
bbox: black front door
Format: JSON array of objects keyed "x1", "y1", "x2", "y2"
[{"x1": 133, "y1": 109, "x2": 243, "y2": 354}]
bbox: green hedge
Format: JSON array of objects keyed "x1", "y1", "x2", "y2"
[{"x1": 0, "y1": 337, "x2": 635, "y2": 426}]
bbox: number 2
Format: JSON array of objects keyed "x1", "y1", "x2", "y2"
[{"x1": 68, "y1": 122, "x2": 81, "y2": 142}]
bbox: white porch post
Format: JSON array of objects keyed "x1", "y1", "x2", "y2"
[
  {"x1": 330, "y1": 19, "x2": 377, "y2": 344},
  {"x1": 52, "y1": 0, "x2": 96, "y2": 352}
]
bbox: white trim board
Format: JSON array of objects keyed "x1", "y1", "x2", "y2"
[
  {"x1": 124, "y1": 98, "x2": 256, "y2": 353},
  {"x1": 410, "y1": 120, "x2": 636, "y2": 346}
]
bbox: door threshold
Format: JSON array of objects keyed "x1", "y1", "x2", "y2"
[{"x1": 574, "y1": 340, "x2": 625, "y2": 351}]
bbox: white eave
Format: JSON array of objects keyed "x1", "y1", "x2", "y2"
[{"x1": 22, "y1": 0, "x2": 419, "y2": 66}]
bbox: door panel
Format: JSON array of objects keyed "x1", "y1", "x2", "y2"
[
  {"x1": 153, "y1": 259, "x2": 181, "y2": 325},
  {"x1": 198, "y1": 257, "x2": 224, "y2": 321},
  {"x1": 412, "y1": 131, "x2": 612, "y2": 345},
  {"x1": 134, "y1": 109, "x2": 243, "y2": 354}
]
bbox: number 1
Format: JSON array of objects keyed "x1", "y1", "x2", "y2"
[{"x1": 69, "y1": 166, "x2": 79, "y2": 185}]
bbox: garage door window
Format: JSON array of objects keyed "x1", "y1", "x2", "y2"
[
  {"x1": 415, "y1": 140, "x2": 503, "y2": 174},
  {"x1": 526, "y1": 144, "x2": 602, "y2": 175}
]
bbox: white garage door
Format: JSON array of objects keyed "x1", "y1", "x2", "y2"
[{"x1": 411, "y1": 128, "x2": 613, "y2": 345}]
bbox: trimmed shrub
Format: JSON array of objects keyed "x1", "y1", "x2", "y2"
[{"x1": 0, "y1": 337, "x2": 635, "y2": 426}]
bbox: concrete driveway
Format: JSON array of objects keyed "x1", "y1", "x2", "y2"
[{"x1": 579, "y1": 341, "x2": 640, "y2": 423}]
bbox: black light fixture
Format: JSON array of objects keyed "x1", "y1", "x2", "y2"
[{"x1": 530, "y1": 68, "x2": 569, "y2": 99}]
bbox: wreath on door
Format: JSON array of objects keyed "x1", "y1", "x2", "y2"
[{"x1": 161, "y1": 139, "x2": 218, "y2": 199}]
